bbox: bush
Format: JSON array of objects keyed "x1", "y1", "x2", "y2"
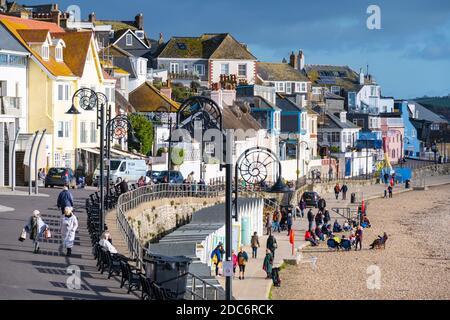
[{"x1": 128, "y1": 114, "x2": 154, "y2": 155}]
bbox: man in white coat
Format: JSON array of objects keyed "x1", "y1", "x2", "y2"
[{"x1": 61, "y1": 207, "x2": 78, "y2": 256}]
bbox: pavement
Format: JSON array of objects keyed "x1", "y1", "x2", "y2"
[
  {"x1": 0, "y1": 186, "x2": 138, "y2": 300},
  {"x1": 224, "y1": 174, "x2": 450, "y2": 300}
]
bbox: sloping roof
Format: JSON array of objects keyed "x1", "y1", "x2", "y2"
[
  {"x1": 0, "y1": 23, "x2": 28, "y2": 53},
  {"x1": 409, "y1": 101, "x2": 448, "y2": 124},
  {"x1": 115, "y1": 90, "x2": 135, "y2": 113},
  {"x1": 305, "y1": 64, "x2": 369, "y2": 92},
  {"x1": 276, "y1": 94, "x2": 305, "y2": 112},
  {"x1": 222, "y1": 104, "x2": 262, "y2": 131},
  {"x1": 16, "y1": 29, "x2": 49, "y2": 43},
  {"x1": 327, "y1": 112, "x2": 360, "y2": 129},
  {"x1": 257, "y1": 62, "x2": 309, "y2": 82},
  {"x1": 0, "y1": 14, "x2": 75, "y2": 78},
  {"x1": 324, "y1": 91, "x2": 345, "y2": 100},
  {"x1": 52, "y1": 31, "x2": 93, "y2": 77},
  {"x1": 95, "y1": 20, "x2": 137, "y2": 31},
  {"x1": 157, "y1": 33, "x2": 256, "y2": 60},
  {"x1": 129, "y1": 82, "x2": 180, "y2": 112},
  {"x1": 237, "y1": 96, "x2": 280, "y2": 111}
]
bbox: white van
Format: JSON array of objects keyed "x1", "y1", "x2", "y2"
[{"x1": 94, "y1": 159, "x2": 147, "y2": 184}]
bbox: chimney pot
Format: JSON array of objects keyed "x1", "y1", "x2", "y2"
[
  {"x1": 89, "y1": 12, "x2": 96, "y2": 23},
  {"x1": 135, "y1": 13, "x2": 144, "y2": 30}
]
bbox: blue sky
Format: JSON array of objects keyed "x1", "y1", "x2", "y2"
[{"x1": 29, "y1": 0, "x2": 450, "y2": 98}]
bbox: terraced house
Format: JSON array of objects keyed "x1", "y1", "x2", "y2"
[
  {"x1": 0, "y1": 14, "x2": 116, "y2": 175},
  {"x1": 155, "y1": 33, "x2": 257, "y2": 88}
]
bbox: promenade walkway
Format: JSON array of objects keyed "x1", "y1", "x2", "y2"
[
  {"x1": 225, "y1": 174, "x2": 450, "y2": 300},
  {"x1": 0, "y1": 187, "x2": 137, "y2": 300}
]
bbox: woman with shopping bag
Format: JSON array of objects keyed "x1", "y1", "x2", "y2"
[
  {"x1": 61, "y1": 207, "x2": 78, "y2": 256},
  {"x1": 22, "y1": 210, "x2": 49, "y2": 253}
]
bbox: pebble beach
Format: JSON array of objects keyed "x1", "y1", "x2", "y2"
[{"x1": 272, "y1": 184, "x2": 450, "y2": 300}]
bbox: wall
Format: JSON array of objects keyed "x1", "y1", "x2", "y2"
[{"x1": 210, "y1": 60, "x2": 255, "y2": 85}]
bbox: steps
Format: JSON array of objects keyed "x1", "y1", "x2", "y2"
[{"x1": 105, "y1": 209, "x2": 132, "y2": 257}]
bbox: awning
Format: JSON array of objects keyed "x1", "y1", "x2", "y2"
[
  {"x1": 109, "y1": 148, "x2": 146, "y2": 160},
  {"x1": 79, "y1": 148, "x2": 100, "y2": 155}
]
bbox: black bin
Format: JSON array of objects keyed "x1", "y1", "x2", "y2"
[
  {"x1": 350, "y1": 193, "x2": 356, "y2": 203},
  {"x1": 405, "y1": 179, "x2": 410, "y2": 189},
  {"x1": 144, "y1": 252, "x2": 192, "y2": 300}
]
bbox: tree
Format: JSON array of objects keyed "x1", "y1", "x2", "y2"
[{"x1": 128, "y1": 114, "x2": 153, "y2": 155}]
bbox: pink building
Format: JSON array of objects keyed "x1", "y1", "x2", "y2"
[{"x1": 381, "y1": 117, "x2": 404, "y2": 164}]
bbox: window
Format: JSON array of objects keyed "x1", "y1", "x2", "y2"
[
  {"x1": 135, "y1": 31, "x2": 144, "y2": 39},
  {"x1": 301, "y1": 83, "x2": 307, "y2": 92},
  {"x1": 119, "y1": 162, "x2": 126, "y2": 172},
  {"x1": 90, "y1": 121, "x2": 97, "y2": 143},
  {"x1": 0, "y1": 54, "x2": 7, "y2": 65},
  {"x1": 120, "y1": 77, "x2": 126, "y2": 90},
  {"x1": 431, "y1": 123, "x2": 440, "y2": 131},
  {"x1": 331, "y1": 132, "x2": 340, "y2": 143},
  {"x1": 57, "y1": 121, "x2": 64, "y2": 138},
  {"x1": 194, "y1": 64, "x2": 205, "y2": 76},
  {"x1": 55, "y1": 46, "x2": 63, "y2": 61},
  {"x1": 170, "y1": 63, "x2": 179, "y2": 74},
  {"x1": 64, "y1": 121, "x2": 70, "y2": 138},
  {"x1": 0, "y1": 81, "x2": 6, "y2": 96},
  {"x1": 56, "y1": 121, "x2": 70, "y2": 138},
  {"x1": 312, "y1": 87, "x2": 321, "y2": 95},
  {"x1": 370, "y1": 86, "x2": 378, "y2": 96},
  {"x1": 54, "y1": 153, "x2": 62, "y2": 167},
  {"x1": 64, "y1": 152, "x2": 72, "y2": 168},
  {"x1": 42, "y1": 45, "x2": 49, "y2": 60},
  {"x1": 126, "y1": 34, "x2": 133, "y2": 46},
  {"x1": 331, "y1": 86, "x2": 340, "y2": 95},
  {"x1": 238, "y1": 64, "x2": 247, "y2": 77},
  {"x1": 105, "y1": 87, "x2": 115, "y2": 103},
  {"x1": 220, "y1": 63, "x2": 229, "y2": 75},
  {"x1": 80, "y1": 121, "x2": 87, "y2": 143},
  {"x1": 183, "y1": 63, "x2": 189, "y2": 73},
  {"x1": 286, "y1": 82, "x2": 292, "y2": 94},
  {"x1": 57, "y1": 84, "x2": 70, "y2": 101},
  {"x1": 295, "y1": 83, "x2": 301, "y2": 93},
  {"x1": 275, "y1": 82, "x2": 285, "y2": 92},
  {"x1": 6, "y1": 54, "x2": 26, "y2": 66}
]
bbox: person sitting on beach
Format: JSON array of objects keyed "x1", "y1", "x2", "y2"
[
  {"x1": 361, "y1": 216, "x2": 371, "y2": 228},
  {"x1": 333, "y1": 219, "x2": 343, "y2": 233},
  {"x1": 343, "y1": 220, "x2": 352, "y2": 232},
  {"x1": 304, "y1": 229, "x2": 318, "y2": 246},
  {"x1": 314, "y1": 226, "x2": 325, "y2": 241},
  {"x1": 348, "y1": 232, "x2": 356, "y2": 246},
  {"x1": 321, "y1": 223, "x2": 332, "y2": 237},
  {"x1": 331, "y1": 234, "x2": 342, "y2": 250},
  {"x1": 340, "y1": 235, "x2": 352, "y2": 251}
]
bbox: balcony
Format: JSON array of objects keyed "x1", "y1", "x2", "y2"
[
  {"x1": 0, "y1": 96, "x2": 22, "y2": 117},
  {"x1": 168, "y1": 71, "x2": 201, "y2": 81}
]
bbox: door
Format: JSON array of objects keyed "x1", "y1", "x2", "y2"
[{"x1": 345, "y1": 158, "x2": 351, "y2": 177}]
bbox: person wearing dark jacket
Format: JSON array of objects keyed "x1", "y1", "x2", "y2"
[
  {"x1": 211, "y1": 243, "x2": 225, "y2": 276},
  {"x1": 318, "y1": 197, "x2": 326, "y2": 211},
  {"x1": 57, "y1": 186, "x2": 74, "y2": 215},
  {"x1": 119, "y1": 179, "x2": 129, "y2": 194},
  {"x1": 315, "y1": 210, "x2": 323, "y2": 227},
  {"x1": 251, "y1": 232, "x2": 260, "y2": 258},
  {"x1": 286, "y1": 212, "x2": 293, "y2": 235},
  {"x1": 307, "y1": 209, "x2": 315, "y2": 231},
  {"x1": 323, "y1": 210, "x2": 331, "y2": 225},
  {"x1": 341, "y1": 184, "x2": 348, "y2": 200},
  {"x1": 266, "y1": 232, "x2": 278, "y2": 259}
]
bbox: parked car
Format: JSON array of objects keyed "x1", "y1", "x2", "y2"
[
  {"x1": 154, "y1": 170, "x2": 184, "y2": 184},
  {"x1": 146, "y1": 170, "x2": 161, "y2": 183},
  {"x1": 45, "y1": 167, "x2": 76, "y2": 189},
  {"x1": 94, "y1": 159, "x2": 147, "y2": 185},
  {"x1": 301, "y1": 191, "x2": 320, "y2": 208}
]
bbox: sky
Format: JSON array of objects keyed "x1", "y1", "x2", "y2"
[{"x1": 26, "y1": 0, "x2": 450, "y2": 99}]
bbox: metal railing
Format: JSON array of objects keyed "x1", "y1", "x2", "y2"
[{"x1": 186, "y1": 273, "x2": 226, "y2": 300}]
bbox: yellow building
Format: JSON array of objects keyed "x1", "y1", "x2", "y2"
[{"x1": 0, "y1": 15, "x2": 116, "y2": 174}]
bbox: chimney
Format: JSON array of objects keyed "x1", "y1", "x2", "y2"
[
  {"x1": 0, "y1": 0, "x2": 6, "y2": 11},
  {"x1": 359, "y1": 68, "x2": 365, "y2": 85},
  {"x1": 158, "y1": 32, "x2": 164, "y2": 46},
  {"x1": 88, "y1": 12, "x2": 96, "y2": 23},
  {"x1": 51, "y1": 9, "x2": 60, "y2": 26},
  {"x1": 289, "y1": 51, "x2": 298, "y2": 69},
  {"x1": 340, "y1": 111, "x2": 347, "y2": 123},
  {"x1": 135, "y1": 13, "x2": 144, "y2": 30},
  {"x1": 160, "y1": 87, "x2": 172, "y2": 100},
  {"x1": 298, "y1": 50, "x2": 305, "y2": 70}
]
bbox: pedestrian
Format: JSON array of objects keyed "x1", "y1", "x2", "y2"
[
  {"x1": 299, "y1": 197, "x2": 306, "y2": 218},
  {"x1": 186, "y1": 171, "x2": 195, "y2": 184},
  {"x1": 355, "y1": 226, "x2": 363, "y2": 251},
  {"x1": 265, "y1": 215, "x2": 272, "y2": 235},
  {"x1": 276, "y1": 210, "x2": 282, "y2": 233},
  {"x1": 323, "y1": 209, "x2": 331, "y2": 225},
  {"x1": 57, "y1": 186, "x2": 74, "y2": 215},
  {"x1": 262, "y1": 249, "x2": 273, "y2": 279},
  {"x1": 119, "y1": 178, "x2": 129, "y2": 194},
  {"x1": 61, "y1": 169, "x2": 70, "y2": 186},
  {"x1": 210, "y1": 242, "x2": 224, "y2": 276},
  {"x1": 23, "y1": 210, "x2": 49, "y2": 254},
  {"x1": 266, "y1": 231, "x2": 278, "y2": 259},
  {"x1": 232, "y1": 250, "x2": 238, "y2": 278},
  {"x1": 318, "y1": 197, "x2": 326, "y2": 211},
  {"x1": 61, "y1": 207, "x2": 78, "y2": 256},
  {"x1": 137, "y1": 176, "x2": 146, "y2": 187},
  {"x1": 341, "y1": 184, "x2": 348, "y2": 200},
  {"x1": 307, "y1": 209, "x2": 315, "y2": 231},
  {"x1": 334, "y1": 183, "x2": 341, "y2": 200},
  {"x1": 383, "y1": 172, "x2": 389, "y2": 184},
  {"x1": 251, "y1": 231, "x2": 260, "y2": 258},
  {"x1": 286, "y1": 212, "x2": 293, "y2": 236},
  {"x1": 315, "y1": 210, "x2": 323, "y2": 228},
  {"x1": 384, "y1": 189, "x2": 388, "y2": 198},
  {"x1": 38, "y1": 168, "x2": 46, "y2": 185},
  {"x1": 237, "y1": 247, "x2": 248, "y2": 280},
  {"x1": 388, "y1": 185, "x2": 393, "y2": 198}
]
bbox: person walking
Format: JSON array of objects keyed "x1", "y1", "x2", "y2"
[
  {"x1": 341, "y1": 184, "x2": 348, "y2": 200},
  {"x1": 23, "y1": 210, "x2": 49, "y2": 254},
  {"x1": 265, "y1": 215, "x2": 272, "y2": 235},
  {"x1": 355, "y1": 226, "x2": 363, "y2": 251},
  {"x1": 299, "y1": 197, "x2": 306, "y2": 218},
  {"x1": 318, "y1": 197, "x2": 326, "y2": 211},
  {"x1": 57, "y1": 186, "x2": 74, "y2": 215},
  {"x1": 276, "y1": 210, "x2": 282, "y2": 233},
  {"x1": 334, "y1": 183, "x2": 341, "y2": 200},
  {"x1": 237, "y1": 247, "x2": 249, "y2": 280},
  {"x1": 323, "y1": 209, "x2": 331, "y2": 225},
  {"x1": 232, "y1": 250, "x2": 238, "y2": 278},
  {"x1": 263, "y1": 249, "x2": 273, "y2": 279},
  {"x1": 266, "y1": 232, "x2": 278, "y2": 259},
  {"x1": 61, "y1": 207, "x2": 78, "y2": 256},
  {"x1": 210, "y1": 242, "x2": 224, "y2": 276},
  {"x1": 251, "y1": 232, "x2": 260, "y2": 258},
  {"x1": 119, "y1": 178, "x2": 129, "y2": 194},
  {"x1": 315, "y1": 210, "x2": 323, "y2": 228},
  {"x1": 384, "y1": 189, "x2": 388, "y2": 198},
  {"x1": 388, "y1": 185, "x2": 393, "y2": 198},
  {"x1": 307, "y1": 209, "x2": 315, "y2": 231},
  {"x1": 286, "y1": 212, "x2": 293, "y2": 235}
]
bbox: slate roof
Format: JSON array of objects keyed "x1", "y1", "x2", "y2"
[
  {"x1": 222, "y1": 102, "x2": 262, "y2": 131},
  {"x1": 409, "y1": 101, "x2": 448, "y2": 124},
  {"x1": 314, "y1": 106, "x2": 359, "y2": 129},
  {"x1": 0, "y1": 23, "x2": 28, "y2": 53},
  {"x1": 129, "y1": 81, "x2": 180, "y2": 112},
  {"x1": 16, "y1": 29, "x2": 48, "y2": 43},
  {"x1": 236, "y1": 95, "x2": 281, "y2": 111},
  {"x1": 257, "y1": 62, "x2": 309, "y2": 82},
  {"x1": 157, "y1": 33, "x2": 256, "y2": 60},
  {"x1": 115, "y1": 90, "x2": 135, "y2": 113},
  {"x1": 275, "y1": 93, "x2": 305, "y2": 112},
  {"x1": 305, "y1": 64, "x2": 371, "y2": 92}
]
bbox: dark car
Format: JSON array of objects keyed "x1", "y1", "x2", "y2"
[
  {"x1": 45, "y1": 167, "x2": 76, "y2": 189},
  {"x1": 154, "y1": 170, "x2": 184, "y2": 184},
  {"x1": 301, "y1": 191, "x2": 320, "y2": 208},
  {"x1": 146, "y1": 170, "x2": 161, "y2": 183}
]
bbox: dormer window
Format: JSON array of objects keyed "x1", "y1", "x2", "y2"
[
  {"x1": 42, "y1": 44, "x2": 49, "y2": 60},
  {"x1": 135, "y1": 31, "x2": 144, "y2": 40},
  {"x1": 55, "y1": 46, "x2": 63, "y2": 61},
  {"x1": 126, "y1": 34, "x2": 132, "y2": 46}
]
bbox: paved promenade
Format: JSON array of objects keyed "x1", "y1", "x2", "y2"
[
  {"x1": 225, "y1": 174, "x2": 450, "y2": 300},
  {"x1": 0, "y1": 186, "x2": 137, "y2": 300}
]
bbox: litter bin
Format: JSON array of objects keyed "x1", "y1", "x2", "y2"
[
  {"x1": 405, "y1": 179, "x2": 410, "y2": 189},
  {"x1": 350, "y1": 193, "x2": 356, "y2": 203},
  {"x1": 144, "y1": 252, "x2": 192, "y2": 300}
]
